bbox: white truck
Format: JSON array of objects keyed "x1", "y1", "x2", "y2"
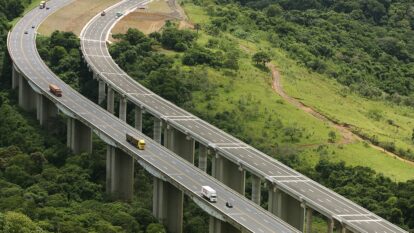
[
  {"x1": 39, "y1": 1, "x2": 46, "y2": 9},
  {"x1": 201, "y1": 186, "x2": 217, "y2": 202}
]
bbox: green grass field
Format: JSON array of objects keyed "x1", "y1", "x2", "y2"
[{"x1": 182, "y1": 3, "x2": 414, "y2": 181}]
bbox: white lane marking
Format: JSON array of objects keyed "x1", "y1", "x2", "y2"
[{"x1": 347, "y1": 219, "x2": 382, "y2": 223}]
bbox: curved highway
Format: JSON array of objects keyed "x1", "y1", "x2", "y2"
[
  {"x1": 7, "y1": 1, "x2": 300, "y2": 232},
  {"x1": 80, "y1": 1, "x2": 408, "y2": 233}
]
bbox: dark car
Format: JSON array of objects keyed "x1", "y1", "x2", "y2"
[
  {"x1": 46, "y1": 7, "x2": 50, "y2": 10},
  {"x1": 101, "y1": 11, "x2": 106, "y2": 16},
  {"x1": 225, "y1": 201, "x2": 233, "y2": 208},
  {"x1": 31, "y1": 25, "x2": 35, "y2": 29},
  {"x1": 24, "y1": 31, "x2": 28, "y2": 34}
]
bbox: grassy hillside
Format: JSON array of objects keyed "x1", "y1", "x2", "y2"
[
  {"x1": 108, "y1": 25, "x2": 414, "y2": 232},
  {"x1": 177, "y1": 3, "x2": 414, "y2": 181}
]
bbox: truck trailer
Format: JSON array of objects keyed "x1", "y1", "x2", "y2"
[
  {"x1": 126, "y1": 133, "x2": 146, "y2": 150},
  {"x1": 201, "y1": 186, "x2": 217, "y2": 202},
  {"x1": 49, "y1": 84, "x2": 62, "y2": 97}
]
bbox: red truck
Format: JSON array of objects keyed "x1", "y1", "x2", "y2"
[{"x1": 49, "y1": 84, "x2": 62, "y2": 97}]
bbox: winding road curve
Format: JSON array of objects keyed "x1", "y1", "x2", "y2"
[
  {"x1": 79, "y1": 1, "x2": 408, "y2": 233},
  {"x1": 7, "y1": 1, "x2": 300, "y2": 232}
]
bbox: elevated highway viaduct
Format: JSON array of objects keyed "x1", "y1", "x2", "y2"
[
  {"x1": 8, "y1": 0, "x2": 301, "y2": 232},
  {"x1": 79, "y1": 0, "x2": 409, "y2": 233}
]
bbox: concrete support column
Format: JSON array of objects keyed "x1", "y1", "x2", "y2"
[
  {"x1": 119, "y1": 97, "x2": 127, "y2": 122},
  {"x1": 98, "y1": 79, "x2": 106, "y2": 104},
  {"x1": 153, "y1": 118, "x2": 162, "y2": 144},
  {"x1": 36, "y1": 94, "x2": 57, "y2": 126},
  {"x1": 18, "y1": 76, "x2": 36, "y2": 111},
  {"x1": 106, "y1": 145, "x2": 134, "y2": 201},
  {"x1": 12, "y1": 63, "x2": 19, "y2": 89},
  {"x1": 153, "y1": 178, "x2": 183, "y2": 233},
  {"x1": 209, "y1": 217, "x2": 240, "y2": 233},
  {"x1": 305, "y1": 207, "x2": 313, "y2": 233},
  {"x1": 67, "y1": 118, "x2": 92, "y2": 154},
  {"x1": 134, "y1": 106, "x2": 142, "y2": 131},
  {"x1": 165, "y1": 128, "x2": 194, "y2": 164},
  {"x1": 107, "y1": 87, "x2": 114, "y2": 114},
  {"x1": 198, "y1": 144, "x2": 208, "y2": 172},
  {"x1": 251, "y1": 175, "x2": 261, "y2": 205},
  {"x1": 268, "y1": 187, "x2": 304, "y2": 231},
  {"x1": 339, "y1": 225, "x2": 347, "y2": 233},
  {"x1": 212, "y1": 155, "x2": 245, "y2": 195},
  {"x1": 327, "y1": 218, "x2": 335, "y2": 233},
  {"x1": 36, "y1": 94, "x2": 41, "y2": 120}
]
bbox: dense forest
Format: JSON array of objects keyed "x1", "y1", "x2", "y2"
[{"x1": 0, "y1": 1, "x2": 170, "y2": 232}]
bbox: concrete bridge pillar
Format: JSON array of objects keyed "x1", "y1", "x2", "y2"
[
  {"x1": 153, "y1": 118, "x2": 162, "y2": 144},
  {"x1": 339, "y1": 225, "x2": 349, "y2": 233},
  {"x1": 164, "y1": 127, "x2": 195, "y2": 163},
  {"x1": 153, "y1": 177, "x2": 183, "y2": 233},
  {"x1": 134, "y1": 106, "x2": 142, "y2": 131},
  {"x1": 67, "y1": 118, "x2": 92, "y2": 154},
  {"x1": 328, "y1": 218, "x2": 335, "y2": 233},
  {"x1": 268, "y1": 186, "x2": 304, "y2": 231},
  {"x1": 251, "y1": 175, "x2": 261, "y2": 205},
  {"x1": 209, "y1": 217, "x2": 240, "y2": 233},
  {"x1": 36, "y1": 94, "x2": 57, "y2": 126},
  {"x1": 18, "y1": 76, "x2": 36, "y2": 111},
  {"x1": 328, "y1": 218, "x2": 346, "y2": 233},
  {"x1": 212, "y1": 155, "x2": 245, "y2": 195},
  {"x1": 107, "y1": 87, "x2": 114, "y2": 114},
  {"x1": 305, "y1": 207, "x2": 313, "y2": 233},
  {"x1": 119, "y1": 97, "x2": 127, "y2": 122},
  {"x1": 12, "y1": 63, "x2": 19, "y2": 89},
  {"x1": 106, "y1": 145, "x2": 134, "y2": 201},
  {"x1": 198, "y1": 144, "x2": 208, "y2": 172},
  {"x1": 98, "y1": 79, "x2": 106, "y2": 104}
]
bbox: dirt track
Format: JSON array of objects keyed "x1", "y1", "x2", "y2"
[{"x1": 268, "y1": 63, "x2": 414, "y2": 166}]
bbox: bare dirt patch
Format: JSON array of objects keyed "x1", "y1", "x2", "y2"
[
  {"x1": 111, "y1": 12, "x2": 173, "y2": 35},
  {"x1": 111, "y1": 0, "x2": 190, "y2": 37},
  {"x1": 39, "y1": 0, "x2": 120, "y2": 36}
]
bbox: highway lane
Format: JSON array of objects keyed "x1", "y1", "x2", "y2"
[
  {"x1": 7, "y1": 1, "x2": 300, "y2": 232},
  {"x1": 80, "y1": 1, "x2": 408, "y2": 233}
]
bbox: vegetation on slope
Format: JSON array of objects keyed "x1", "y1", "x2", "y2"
[
  {"x1": 174, "y1": 0, "x2": 414, "y2": 180},
  {"x1": 185, "y1": 0, "x2": 414, "y2": 162},
  {"x1": 0, "y1": 90, "x2": 168, "y2": 232},
  {"x1": 108, "y1": 26, "x2": 414, "y2": 231},
  {"x1": 0, "y1": 1, "x2": 167, "y2": 231}
]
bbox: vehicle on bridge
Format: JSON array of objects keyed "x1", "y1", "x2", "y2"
[
  {"x1": 49, "y1": 84, "x2": 62, "y2": 97},
  {"x1": 126, "y1": 133, "x2": 146, "y2": 150},
  {"x1": 101, "y1": 11, "x2": 106, "y2": 16},
  {"x1": 39, "y1": 1, "x2": 46, "y2": 9},
  {"x1": 201, "y1": 186, "x2": 217, "y2": 202},
  {"x1": 116, "y1": 12, "x2": 123, "y2": 18},
  {"x1": 226, "y1": 201, "x2": 233, "y2": 208}
]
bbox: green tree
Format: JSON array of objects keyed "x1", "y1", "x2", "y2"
[
  {"x1": 194, "y1": 23, "x2": 201, "y2": 34},
  {"x1": 328, "y1": 131, "x2": 337, "y2": 143},
  {"x1": 252, "y1": 51, "x2": 271, "y2": 66},
  {"x1": 146, "y1": 223, "x2": 166, "y2": 233},
  {"x1": 1, "y1": 211, "x2": 45, "y2": 233}
]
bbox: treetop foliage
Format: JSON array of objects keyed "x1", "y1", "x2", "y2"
[{"x1": 202, "y1": 0, "x2": 414, "y2": 103}]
